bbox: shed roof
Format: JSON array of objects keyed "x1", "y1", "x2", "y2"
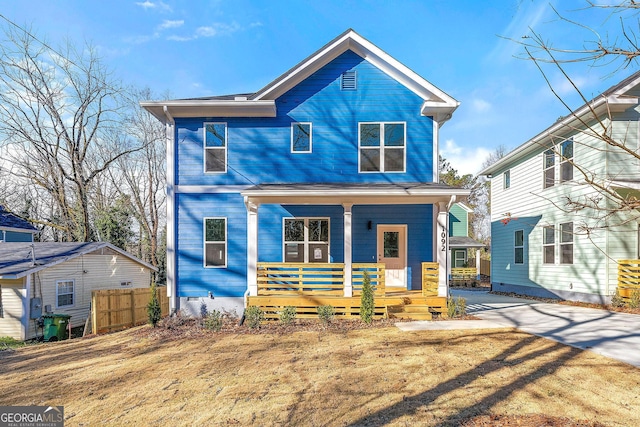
[
  {"x1": 0, "y1": 206, "x2": 37, "y2": 233},
  {"x1": 0, "y1": 242, "x2": 157, "y2": 279}
]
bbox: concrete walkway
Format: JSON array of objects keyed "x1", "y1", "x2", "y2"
[{"x1": 396, "y1": 289, "x2": 640, "y2": 368}]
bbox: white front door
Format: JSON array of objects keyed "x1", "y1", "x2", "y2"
[{"x1": 377, "y1": 225, "x2": 407, "y2": 289}]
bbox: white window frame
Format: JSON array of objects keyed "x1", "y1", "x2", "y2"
[
  {"x1": 56, "y1": 280, "x2": 75, "y2": 308},
  {"x1": 203, "y1": 122, "x2": 228, "y2": 174},
  {"x1": 560, "y1": 138, "x2": 574, "y2": 183},
  {"x1": 282, "y1": 217, "x2": 330, "y2": 263},
  {"x1": 503, "y1": 170, "x2": 510, "y2": 189},
  {"x1": 453, "y1": 250, "x2": 467, "y2": 268},
  {"x1": 560, "y1": 222, "x2": 573, "y2": 264},
  {"x1": 291, "y1": 122, "x2": 312, "y2": 153},
  {"x1": 514, "y1": 229, "x2": 524, "y2": 265},
  {"x1": 542, "y1": 226, "x2": 555, "y2": 264},
  {"x1": 204, "y1": 217, "x2": 227, "y2": 268},
  {"x1": 543, "y1": 149, "x2": 555, "y2": 189},
  {"x1": 358, "y1": 122, "x2": 406, "y2": 173}
]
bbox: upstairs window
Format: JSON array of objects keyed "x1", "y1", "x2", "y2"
[
  {"x1": 284, "y1": 218, "x2": 329, "y2": 263},
  {"x1": 204, "y1": 218, "x2": 227, "y2": 268},
  {"x1": 204, "y1": 122, "x2": 227, "y2": 173},
  {"x1": 514, "y1": 230, "x2": 524, "y2": 264},
  {"x1": 56, "y1": 280, "x2": 75, "y2": 308},
  {"x1": 543, "y1": 226, "x2": 555, "y2": 264},
  {"x1": 291, "y1": 123, "x2": 312, "y2": 153},
  {"x1": 560, "y1": 139, "x2": 574, "y2": 182},
  {"x1": 503, "y1": 170, "x2": 511, "y2": 189},
  {"x1": 359, "y1": 122, "x2": 406, "y2": 173},
  {"x1": 560, "y1": 222, "x2": 573, "y2": 264},
  {"x1": 543, "y1": 149, "x2": 555, "y2": 188}
]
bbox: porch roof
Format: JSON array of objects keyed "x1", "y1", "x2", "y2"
[
  {"x1": 241, "y1": 183, "x2": 470, "y2": 205},
  {"x1": 449, "y1": 236, "x2": 486, "y2": 249}
]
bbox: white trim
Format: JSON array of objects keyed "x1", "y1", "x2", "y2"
[
  {"x1": 0, "y1": 226, "x2": 37, "y2": 235},
  {"x1": 164, "y1": 108, "x2": 176, "y2": 310},
  {"x1": 176, "y1": 185, "x2": 254, "y2": 194},
  {"x1": 203, "y1": 217, "x2": 228, "y2": 268},
  {"x1": 358, "y1": 122, "x2": 406, "y2": 173},
  {"x1": 282, "y1": 217, "x2": 330, "y2": 263},
  {"x1": 245, "y1": 199, "x2": 259, "y2": 297},
  {"x1": 203, "y1": 122, "x2": 228, "y2": 174},
  {"x1": 140, "y1": 99, "x2": 276, "y2": 122},
  {"x1": 291, "y1": 122, "x2": 313, "y2": 153},
  {"x1": 433, "y1": 120, "x2": 440, "y2": 182},
  {"x1": 343, "y1": 204, "x2": 353, "y2": 297},
  {"x1": 55, "y1": 279, "x2": 75, "y2": 309}
]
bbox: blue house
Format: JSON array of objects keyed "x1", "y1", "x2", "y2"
[
  {"x1": 0, "y1": 206, "x2": 37, "y2": 243},
  {"x1": 142, "y1": 29, "x2": 466, "y2": 316}
]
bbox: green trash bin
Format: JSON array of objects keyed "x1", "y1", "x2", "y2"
[{"x1": 42, "y1": 314, "x2": 71, "y2": 342}]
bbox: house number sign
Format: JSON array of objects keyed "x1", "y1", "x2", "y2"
[{"x1": 441, "y1": 231, "x2": 446, "y2": 251}]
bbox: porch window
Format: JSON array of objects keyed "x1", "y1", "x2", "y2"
[
  {"x1": 560, "y1": 222, "x2": 573, "y2": 264},
  {"x1": 56, "y1": 280, "x2": 75, "y2": 308},
  {"x1": 560, "y1": 139, "x2": 573, "y2": 182},
  {"x1": 359, "y1": 122, "x2": 405, "y2": 173},
  {"x1": 543, "y1": 226, "x2": 555, "y2": 264},
  {"x1": 543, "y1": 149, "x2": 555, "y2": 188},
  {"x1": 514, "y1": 230, "x2": 524, "y2": 264},
  {"x1": 284, "y1": 218, "x2": 329, "y2": 263},
  {"x1": 204, "y1": 122, "x2": 227, "y2": 173},
  {"x1": 204, "y1": 217, "x2": 227, "y2": 268},
  {"x1": 291, "y1": 122, "x2": 312, "y2": 153}
]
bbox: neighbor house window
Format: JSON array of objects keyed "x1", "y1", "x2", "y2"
[
  {"x1": 560, "y1": 139, "x2": 573, "y2": 182},
  {"x1": 204, "y1": 122, "x2": 227, "y2": 173},
  {"x1": 284, "y1": 218, "x2": 329, "y2": 263},
  {"x1": 543, "y1": 149, "x2": 555, "y2": 188},
  {"x1": 291, "y1": 123, "x2": 312, "y2": 153},
  {"x1": 454, "y1": 250, "x2": 467, "y2": 268},
  {"x1": 359, "y1": 122, "x2": 406, "y2": 173},
  {"x1": 543, "y1": 226, "x2": 555, "y2": 264},
  {"x1": 514, "y1": 230, "x2": 524, "y2": 264},
  {"x1": 503, "y1": 170, "x2": 511, "y2": 189},
  {"x1": 560, "y1": 222, "x2": 573, "y2": 264},
  {"x1": 204, "y1": 218, "x2": 227, "y2": 267},
  {"x1": 56, "y1": 280, "x2": 75, "y2": 308}
]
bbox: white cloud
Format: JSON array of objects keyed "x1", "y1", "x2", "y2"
[
  {"x1": 471, "y1": 98, "x2": 491, "y2": 113},
  {"x1": 158, "y1": 20, "x2": 184, "y2": 30},
  {"x1": 135, "y1": 1, "x2": 172, "y2": 12},
  {"x1": 168, "y1": 21, "x2": 241, "y2": 42},
  {"x1": 441, "y1": 139, "x2": 492, "y2": 176}
]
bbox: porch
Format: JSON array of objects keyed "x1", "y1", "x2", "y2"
[{"x1": 247, "y1": 262, "x2": 446, "y2": 320}]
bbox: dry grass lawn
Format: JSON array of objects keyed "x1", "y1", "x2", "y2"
[{"x1": 1, "y1": 320, "x2": 639, "y2": 426}]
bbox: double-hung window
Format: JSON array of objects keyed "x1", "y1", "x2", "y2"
[
  {"x1": 291, "y1": 123, "x2": 312, "y2": 153},
  {"x1": 560, "y1": 139, "x2": 573, "y2": 182},
  {"x1": 359, "y1": 122, "x2": 406, "y2": 172},
  {"x1": 204, "y1": 122, "x2": 227, "y2": 173},
  {"x1": 56, "y1": 280, "x2": 75, "y2": 308},
  {"x1": 543, "y1": 226, "x2": 555, "y2": 264},
  {"x1": 514, "y1": 230, "x2": 524, "y2": 264},
  {"x1": 284, "y1": 218, "x2": 329, "y2": 263},
  {"x1": 543, "y1": 149, "x2": 555, "y2": 188},
  {"x1": 204, "y1": 218, "x2": 227, "y2": 267},
  {"x1": 560, "y1": 222, "x2": 573, "y2": 264}
]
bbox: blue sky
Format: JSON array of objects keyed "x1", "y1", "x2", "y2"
[{"x1": 2, "y1": 0, "x2": 636, "y2": 174}]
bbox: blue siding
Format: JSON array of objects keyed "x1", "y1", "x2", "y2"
[{"x1": 175, "y1": 51, "x2": 434, "y2": 186}]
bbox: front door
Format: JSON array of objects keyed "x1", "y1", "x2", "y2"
[{"x1": 377, "y1": 225, "x2": 407, "y2": 289}]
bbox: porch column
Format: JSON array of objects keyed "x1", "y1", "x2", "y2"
[
  {"x1": 343, "y1": 203, "x2": 353, "y2": 297},
  {"x1": 245, "y1": 197, "x2": 259, "y2": 297},
  {"x1": 436, "y1": 201, "x2": 449, "y2": 297},
  {"x1": 476, "y1": 249, "x2": 481, "y2": 280}
]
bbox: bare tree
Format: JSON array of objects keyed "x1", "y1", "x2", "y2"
[{"x1": 0, "y1": 23, "x2": 147, "y2": 241}]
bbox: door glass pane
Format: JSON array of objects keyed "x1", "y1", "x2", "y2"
[{"x1": 384, "y1": 231, "x2": 399, "y2": 258}]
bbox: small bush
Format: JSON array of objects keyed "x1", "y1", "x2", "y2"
[
  {"x1": 147, "y1": 282, "x2": 162, "y2": 327},
  {"x1": 359, "y1": 271, "x2": 375, "y2": 324},
  {"x1": 317, "y1": 305, "x2": 335, "y2": 325},
  {"x1": 204, "y1": 310, "x2": 224, "y2": 331},
  {"x1": 611, "y1": 290, "x2": 625, "y2": 308},
  {"x1": 279, "y1": 306, "x2": 297, "y2": 325},
  {"x1": 630, "y1": 289, "x2": 640, "y2": 309},
  {"x1": 244, "y1": 306, "x2": 264, "y2": 329},
  {"x1": 446, "y1": 296, "x2": 467, "y2": 319},
  {"x1": 199, "y1": 301, "x2": 208, "y2": 319}
]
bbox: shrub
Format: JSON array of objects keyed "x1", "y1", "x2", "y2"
[
  {"x1": 630, "y1": 289, "x2": 640, "y2": 309},
  {"x1": 279, "y1": 306, "x2": 297, "y2": 325},
  {"x1": 244, "y1": 306, "x2": 264, "y2": 329},
  {"x1": 446, "y1": 296, "x2": 467, "y2": 319},
  {"x1": 204, "y1": 310, "x2": 224, "y2": 331},
  {"x1": 611, "y1": 290, "x2": 625, "y2": 308},
  {"x1": 147, "y1": 282, "x2": 162, "y2": 327},
  {"x1": 317, "y1": 305, "x2": 335, "y2": 325},
  {"x1": 359, "y1": 271, "x2": 375, "y2": 324}
]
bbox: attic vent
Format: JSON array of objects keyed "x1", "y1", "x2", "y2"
[{"x1": 341, "y1": 71, "x2": 357, "y2": 90}]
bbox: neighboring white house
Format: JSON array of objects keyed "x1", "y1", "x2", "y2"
[
  {"x1": 0, "y1": 242, "x2": 157, "y2": 340},
  {"x1": 480, "y1": 71, "x2": 640, "y2": 304}
]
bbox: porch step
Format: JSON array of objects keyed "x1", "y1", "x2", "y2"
[{"x1": 386, "y1": 304, "x2": 433, "y2": 321}]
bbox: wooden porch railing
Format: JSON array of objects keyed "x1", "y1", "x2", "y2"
[
  {"x1": 352, "y1": 263, "x2": 386, "y2": 296},
  {"x1": 618, "y1": 260, "x2": 640, "y2": 299},
  {"x1": 421, "y1": 262, "x2": 439, "y2": 296},
  {"x1": 257, "y1": 263, "x2": 345, "y2": 295}
]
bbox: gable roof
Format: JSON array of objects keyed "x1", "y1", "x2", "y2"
[
  {"x1": 0, "y1": 242, "x2": 157, "y2": 279},
  {"x1": 480, "y1": 71, "x2": 640, "y2": 176},
  {"x1": 141, "y1": 29, "x2": 459, "y2": 125},
  {"x1": 0, "y1": 205, "x2": 37, "y2": 233}
]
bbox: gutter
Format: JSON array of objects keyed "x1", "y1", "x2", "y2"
[{"x1": 163, "y1": 105, "x2": 178, "y2": 313}]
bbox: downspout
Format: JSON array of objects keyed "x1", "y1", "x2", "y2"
[{"x1": 163, "y1": 105, "x2": 178, "y2": 314}]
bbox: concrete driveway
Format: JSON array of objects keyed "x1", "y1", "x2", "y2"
[{"x1": 397, "y1": 289, "x2": 640, "y2": 368}]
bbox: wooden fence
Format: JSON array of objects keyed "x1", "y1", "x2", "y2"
[
  {"x1": 421, "y1": 262, "x2": 439, "y2": 296},
  {"x1": 479, "y1": 259, "x2": 491, "y2": 276},
  {"x1": 618, "y1": 260, "x2": 640, "y2": 300},
  {"x1": 91, "y1": 287, "x2": 169, "y2": 334}
]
